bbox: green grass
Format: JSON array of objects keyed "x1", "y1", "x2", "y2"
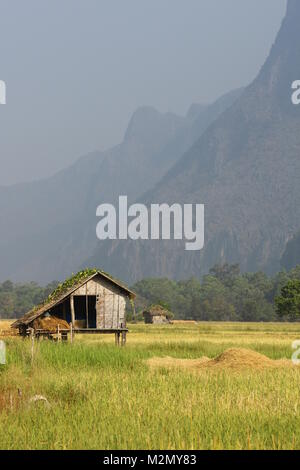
[{"x1": 1, "y1": 322, "x2": 300, "y2": 450}]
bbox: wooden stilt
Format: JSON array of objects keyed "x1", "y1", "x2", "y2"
[
  {"x1": 86, "y1": 284, "x2": 89, "y2": 329},
  {"x1": 121, "y1": 331, "x2": 126, "y2": 346},
  {"x1": 70, "y1": 295, "x2": 75, "y2": 329},
  {"x1": 30, "y1": 328, "x2": 35, "y2": 363}
]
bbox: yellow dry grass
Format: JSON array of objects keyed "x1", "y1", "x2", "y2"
[
  {"x1": 1, "y1": 322, "x2": 300, "y2": 449},
  {"x1": 172, "y1": 320, "x2": 198, "y2": 325},
  {"x1": 147, "y1": 355, "x2": 210, "y2": 370},
  {"x1": 147, "y1": 348, "x2": 294, "y2": 371},
  {"x1": 0, "y1": 320, "x2": 17, "y2": 337},
  {"x1": 0, "y1": 320, "x2": 14, "y2": 329}
]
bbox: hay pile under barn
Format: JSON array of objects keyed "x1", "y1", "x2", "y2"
[{"x1": 32, "y1": 316, "x2": 70, "y2": 331}]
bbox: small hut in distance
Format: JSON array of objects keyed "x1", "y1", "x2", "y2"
[{"x1": 143, "y1": 305, "x2": 173, "y2": 325}]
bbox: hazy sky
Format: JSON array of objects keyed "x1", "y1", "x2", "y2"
[{"x1": 0, "y1": 0, "x2": 286, "y2": 186}]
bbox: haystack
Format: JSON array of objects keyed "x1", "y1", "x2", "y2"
[
  {"x1": 147, "y1": 348, "x2": 293, "y2": 371},
  {"x1": 32, "y1": 316, "x2": 70, "y2": 331},
  {"x1": 202, "y1": 348, "x2": 277, "y2": 369}
]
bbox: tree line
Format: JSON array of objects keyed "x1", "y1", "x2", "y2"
[
  {"x1": 0, "y1": 264, "x2": 299, "y2": 321},
  {"x1": 0, "y1": 280, "x2": 57, "y2": 319},
  {"x1": 131, "y1": 264, "x2": 300, "y2": 322}
]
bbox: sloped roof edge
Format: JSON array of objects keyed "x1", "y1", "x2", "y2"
[{"x1": 12, "y1": 271, "x2": 135, "y2": 328}]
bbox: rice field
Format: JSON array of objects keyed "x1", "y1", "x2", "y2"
[
  {"x1": 1, "y1": 321, "x2": 300, "y2": 450},
  {"x1": 0, "y1": 320, "x2": 17, "y2": 336}
]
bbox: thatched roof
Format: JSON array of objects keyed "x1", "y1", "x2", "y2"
[
  {"x1": 143, "y1": 305, "x2": 173, "y2": 319},
  {"x1": 12, "y1": 269, "x2": 135, "y2": 328}
]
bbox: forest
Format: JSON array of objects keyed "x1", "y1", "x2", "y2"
[
  {"x1": 1, "y1": 264, "x2": 300, "y2": 322},
  {"x1": 131, "y1": 264, "x2": 300, "y2": 322}
]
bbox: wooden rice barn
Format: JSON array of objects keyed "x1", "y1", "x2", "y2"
[{"x1": 12, "y1": 269, "x2": 136, "y2": 345}]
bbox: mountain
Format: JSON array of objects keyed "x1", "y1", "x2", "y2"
[
  {"x1": 0, "y1": 107, "x2": 185, "y2": 283},
  {"x1": 86, "y1": 0, "x2": 300, "y2": 284},
  {"x1": 281, "y1": 231, "x2": 300, "y2": 270},
  {"x1": 0, "y1": 90, "x2": 241, "y2": 283}
]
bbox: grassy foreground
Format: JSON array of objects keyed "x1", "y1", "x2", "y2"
[{"x1": 1, "y1": 322, "x2": 300, "y2": 450}]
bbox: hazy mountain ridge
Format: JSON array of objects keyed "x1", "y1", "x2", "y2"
[
  {"x1": 0, "y1": 107, "x2": 185, "y2": 283},
  {"x1": 0, "y1": 89, "x2": 241, "y2": 283},
  {"x1": 281, "y1": 230, "x2": 300, "y2": 271},
  {"x1": 85, "y1": 0, "x2": 300, "y2": 284}
]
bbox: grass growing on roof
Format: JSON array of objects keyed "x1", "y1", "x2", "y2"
[
  {"x1": 47, "y1": 269, "x2": 98, "y2": 302},
  {"x1": 28, "y1": 267, "x2": 131, "y2": 317},
  {"x1": 26, "y1": 268, "x2": 98, "y2": 316}
]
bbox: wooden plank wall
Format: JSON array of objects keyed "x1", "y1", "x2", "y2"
[{"x1": 72, "y1": 278, "x2": 126, "y2": 329}]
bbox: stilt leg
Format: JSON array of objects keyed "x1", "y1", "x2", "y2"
[{"x1": 115, "y1": 332, "x2": 121, "y2": 346}]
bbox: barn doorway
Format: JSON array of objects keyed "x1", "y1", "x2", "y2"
[{"x1": 74, "y1": 295, "x2": 97, "y2": 328}]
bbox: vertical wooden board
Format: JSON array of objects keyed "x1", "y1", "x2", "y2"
[
  {"x1": 93, "y1": 278, "x2": 129, "y2": 330},
  {"x1": 70, "y1": 295, "x2": 75, "y2": 327},
  {"x1": 105, "y1": 293, "x2": 114, "y2": 329},
  {"x1": 96, "y1": 293, "x2": 105, "y2": 329},
  {"x1": 117, "y1": 296, "x2": 120, "y2": 329},
  {"x1": 119, "y1": 297, "x2": 126, "y2": 327},
  {"x1": 85, "y1": 284, "x2": 89, "y2": 328},
  {"x1": 112, "y1": 294, "x2": 116, "y2": 329}
]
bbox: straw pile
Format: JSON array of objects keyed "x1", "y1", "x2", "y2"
[
  {"x1": 202, "y1": 348, "x2": 285, "y2": 370},
  {"x1": 32, "y1": 316, "x2": 70, "y2": 331},
  {"x1": 147, "y1": 348, "x2": 293, "y2": 371}
]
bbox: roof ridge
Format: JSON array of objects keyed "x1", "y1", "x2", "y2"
[{"x1": 12, "y1": 269, "x2": 135, "y2": 328}]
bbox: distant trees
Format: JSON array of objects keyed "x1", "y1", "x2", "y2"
[
  {"x1": 2, "y1": 264, "x2": 300, "y2": 322},
  {"x1": 132, "y1": 264, "x2": 300, "y2": 322},
  {"x1": 209, "y1": 263, "x2": 240, "y2": 286},
  {"x1": 0, "y1": 280, "x2": 58, "y2": 319},
  {"x1": 276, "y1": 279, "x2": 300, "y2": 319}
]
